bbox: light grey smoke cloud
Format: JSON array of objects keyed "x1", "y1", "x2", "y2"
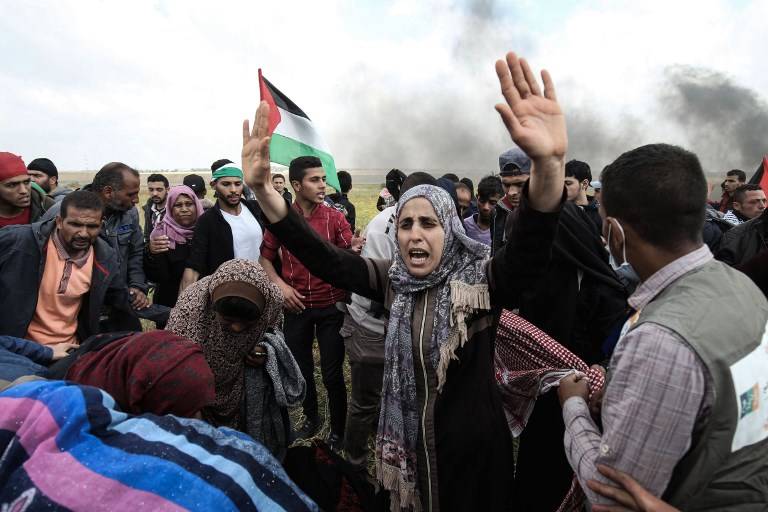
[{"x1": 661, "y1": 65, "x2": 768, "y2": 173}]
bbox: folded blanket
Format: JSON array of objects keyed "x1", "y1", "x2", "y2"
[{"x1": 0, "y1": 380, "x2": 318, "y2": 512}]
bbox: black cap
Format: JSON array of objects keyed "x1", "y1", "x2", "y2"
[
  {"x1": 28, "y1": 157, "x2": 58, "y2": 178},
  {"x1": 183, "y1": 174, "x2": 206, "y2": 193}
]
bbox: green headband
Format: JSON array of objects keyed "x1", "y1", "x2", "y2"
[{"x1": 212, "y1": 165, "x2": 244, "y2": 181}]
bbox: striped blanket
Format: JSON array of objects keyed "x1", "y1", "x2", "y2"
[{"x1": 0, "y1": 380, "x2": 318, "y2": 512}]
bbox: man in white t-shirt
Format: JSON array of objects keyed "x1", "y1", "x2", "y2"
[{"x1": 181, "y1": 161, "x2": 265, "y2": 290}]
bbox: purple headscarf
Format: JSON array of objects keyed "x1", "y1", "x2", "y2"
[{"x1": 150, "y1": 185, "x2": 203, "y2": 249}]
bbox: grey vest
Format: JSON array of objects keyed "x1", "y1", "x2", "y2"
[{"x1": 630, "y1": 260, "x2": 768, "y2": 510}]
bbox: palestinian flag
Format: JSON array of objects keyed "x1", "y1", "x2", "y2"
[
  {"x1": 258, "y1": 69, "x2": 340, "y2": 191},
  {"x1": 748, "y1": 155, "x2": 768, "y2": 196}
]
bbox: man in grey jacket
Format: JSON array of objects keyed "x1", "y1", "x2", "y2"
[{"x1": 0, "y1": 190, "x2": 130, "y2": 343}]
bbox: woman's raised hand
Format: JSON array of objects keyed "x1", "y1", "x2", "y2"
[
  {"x1": 242, "y1": 101, "x2": 290, "y2": 223},
  {"x1": 495, "y1": 51, "x2": 567, "y2": 213},
  {"x1": 242, "y1": 101, "x2": 273, "y2": 190},
  {"x1": 494, "y1": 52, "x2": 567, "y2": 162}
]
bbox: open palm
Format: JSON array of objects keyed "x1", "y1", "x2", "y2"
[
  {"x1": 495, "y1": 52, "x2": 567, "y2": 160},
  {"x1": 242, "y1": 101, "x2": 273, "y2": 190}
]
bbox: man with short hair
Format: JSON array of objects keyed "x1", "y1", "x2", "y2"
[
  {"x1": 328, "y1": 170, "x2": 356, "y2": 231},
  {"x1": 566, "y1": 159, "x2": 601, "y2": 233},
  {"x1": 43, "y1": 162, "x2": 150, "y2": 316},
  {"x1": 142, "y1": 173, "x2": 169, "y2": 241},
  {"x1": 0, "y1": 190, "x2": 129, "y2": 344},
  {"x1": 181, "y1": 162, "x2": 264, "y2": 289},
  {"x1": 723, "y1": 184, "x2": 766, "y2": 225},
  {"x1": 558, "y1": 143, "x2": 768, "y2": 510},
  {"x1": 27, "y1": 157, "x2": 72, "y2": 202},
  {"x1": 0, "y1": 152, "x2": 53, "y2": 227},
  {"x1": 260, "y1": 156, "x2": 352, "y2": 448},
  {"x1": 455, "y1": 181, "x2": 473, "y2": 219},
  {"x1": 463, "y1": 175, "x2": 502, "y2": 246},
  {"x1": 492, "y1": 147, "x2": 531, "y2": 253},
  {"x1": 271, "y1": 173, "x2": 292, "y2": 204},
  {"x1": 715, "y1": 169, "x2": 746, "y2": 213},
  {"x1": 564, "y1": 159, "x2": 591, "y2": 204},
  {"x1": 183, "y1": 174, "x2": 214, "y2": 211}
]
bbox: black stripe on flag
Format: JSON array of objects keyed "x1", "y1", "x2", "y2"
[{"x1": 263, "y1": 77, "x2": 310, "y2": 120}]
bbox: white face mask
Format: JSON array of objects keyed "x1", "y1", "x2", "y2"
[
  {"x1": 606, "y1": 219, "x2": 627, "y2": 270},
  {"x1": 606, "y1": 219, "x2": 638, "y2": 279}
]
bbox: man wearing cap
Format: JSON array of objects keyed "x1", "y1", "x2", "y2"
[
  {"x1": 492, "y1": 147, "x2": 532, "y2": 254},
  {"x1": 181, "y1": 162, "x2": 264, "y2": 290},
  {"x1": 183, "y1": 174, "x2": 215, "y2": 211},
  {"x1": 0, "y1": 152, "x2": 54, "y2": 228},
  {"x1": 27, "y1": 157, "x2": 72, "y2": 202}
]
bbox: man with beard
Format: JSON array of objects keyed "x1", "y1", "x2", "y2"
[
  {"x1": 0, "y1": 152, "x2": 54, "y2": 227},
  {"x1": 463, "y1": 175, "x2": 502, "y2": 246},
  {"x1": 181, "y1": 162, "x2": 264, "y2": 289},
  {"x1": 27, "y1": 157, "x2": 72, "y2": 202},
  {"x1": 0, "y1": 190, "x2": 129, "y2": 345},
  {"x1": 260, "y1": 156, "x2": 354, "y2": 449},
  {"x1": 43, "y1": 163, "x2": 150, "y2": 328},
  {"x1": 142, "y1": 173, "x2": 169, "y2": 241}
]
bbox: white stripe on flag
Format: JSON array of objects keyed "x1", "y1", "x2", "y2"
[{"x1": 273, "y1": 107, "x2": 331, "y2": 153}]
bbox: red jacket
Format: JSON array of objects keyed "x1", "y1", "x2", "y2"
[{"x1": 262, "y1": 202, "x2": 352, "y2": 308}]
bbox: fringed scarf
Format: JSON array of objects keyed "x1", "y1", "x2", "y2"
[
  {"x1": 376, "y1": 185, "x2": 491, "y2": 511},
  {"x1": 166, "y1": 259, "x2": 284, "y2": 430}
]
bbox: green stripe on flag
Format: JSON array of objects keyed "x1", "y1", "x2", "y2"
[{"x1": 270, "y1": 133, "x2": 340, "y2": 191}]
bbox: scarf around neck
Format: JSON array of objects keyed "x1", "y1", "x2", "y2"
[
  {"x1": 150, "y1": 185, "x2": 203, "y2": 249},
  {"x1": 376, "y1": 185, "x2": 491, "y2": 511}
]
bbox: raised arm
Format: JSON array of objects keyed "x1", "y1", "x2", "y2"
[
  {"x1": 494, "y1": 51, "x2": 566, "y2": 212},
  {"x1": 242, "y1": 101, "x2": 384, "y2": 301},
  {"x1": 242, "y1": 101, "x2": 290, "y2": 224},
  {"x1": 488, "y1": 52, "x2": 567, "y2": 306}
]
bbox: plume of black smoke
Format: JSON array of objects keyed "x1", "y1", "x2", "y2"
[
  {"x1": 329, "y1": 0, "x2": 535, "y2": 176},
  {"x1": 661, "y1": 65, "x2": 768, "y2": 173}
]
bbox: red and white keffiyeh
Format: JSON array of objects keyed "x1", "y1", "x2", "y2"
[
  {"x1": 494, "y1": 309, "x2": 605, "y2": 437},
  {"x1": 494, "y1": 310, "x2": 606, "y2": 512}
]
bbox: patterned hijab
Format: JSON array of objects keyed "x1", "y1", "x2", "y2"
[
  {"x1": 150, "y1": 185, "x2": 204, "y2": 249},
  {"x1": 166, "y1": 259, "x2": 283, "y2": 429},
  {"x1": 376, "y1": 185, "x2": 491, "y2": 510}
]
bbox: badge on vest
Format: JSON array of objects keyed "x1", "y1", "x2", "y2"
[{"x1": 730, "y1": 322, "x2": 768, "y2": 452}]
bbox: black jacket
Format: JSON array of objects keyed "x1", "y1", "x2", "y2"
[
  {"x1": 498, "y1": 199, "x2": 628, "y2": 363},
  {"x1": 328, "y1": 192, "x2": 356, "y2": 232},
  {"x1": 0, "y1": 219, "x2": 130, "y2": 341},
  {"x1": 716, "y1": 209, "x2": 768, "y2": 266},
  {"x1": 141, "y1": 199, "x2": 164, "y2": 242},
  {"x1": 186, "y1": 200, "x2": 265, "y2": 277},
  {"x1": 144, "y1": 243, "x2": 191, "y2": 307}
]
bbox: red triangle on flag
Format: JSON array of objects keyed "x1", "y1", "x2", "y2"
[
  {"x1": 759, "y1": 155, "x2": 768, "y2": 197},
  {"x1": 258, "y1": 69, "x2": 282, "y2": 135}
]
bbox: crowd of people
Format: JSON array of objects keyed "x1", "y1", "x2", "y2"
[{"x1": 1, "y1": 50, "x2": 767, "y2": 512}]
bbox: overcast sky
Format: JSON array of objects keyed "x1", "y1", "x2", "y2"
[{"x1": 2, "y1": 0, "x2": 766, "y2": 175}]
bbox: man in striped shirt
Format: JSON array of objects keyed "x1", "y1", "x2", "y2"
[{"x1": 261, "y1": 156, "x2": 353, "y2": 448}]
